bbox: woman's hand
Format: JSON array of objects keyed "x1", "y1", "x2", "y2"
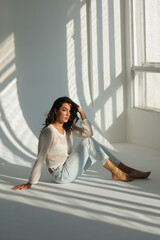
[
  {"x1": 12, "y1": 183, "x2": 32, "y2": 191},
  {"x1": 77, "y1": 106, "x2": 83, "y2": 113},
  {"x1": 78, "y1": 107, "x2": 86, "y2": 120}
]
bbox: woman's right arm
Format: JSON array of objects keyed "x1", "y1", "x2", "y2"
[
  {"x1": 12, "y1": 128, "x2": 53, "y2": 190},
  {"x1": 72, "y1": 107, "x2": 93, "y2": 138}
]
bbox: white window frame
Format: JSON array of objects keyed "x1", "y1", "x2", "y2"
[{"x1": 130, "y1": 0, "x2": 160, "y2": 112}]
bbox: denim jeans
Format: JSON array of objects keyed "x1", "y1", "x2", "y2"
[{"x1": 51, "y1": 137, "x2": 121, "y2": 184}]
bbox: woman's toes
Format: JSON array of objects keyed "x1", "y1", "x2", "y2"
[{"x1": 129, "y1": 171, "x2": 151, "y2": 179}]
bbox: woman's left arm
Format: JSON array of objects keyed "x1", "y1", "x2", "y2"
[{"x1": 72, "y1": 107, "x2": 93, "y2": 137}]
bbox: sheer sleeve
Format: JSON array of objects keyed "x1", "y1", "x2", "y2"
[
  {"x1": 72, "y1": 119, "x2": 93, "y2": 138},
  {"x1": 29, "y1": 128, "x2": 53, "y2": 184}
]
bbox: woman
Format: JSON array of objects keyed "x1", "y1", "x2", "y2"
[{"x1": 12, "y1": 96, "x2": 151, "y2": 190}]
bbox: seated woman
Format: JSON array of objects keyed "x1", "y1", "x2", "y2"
[{"x1": 12, "y1": 96, "x2": 151, "y2": 190}]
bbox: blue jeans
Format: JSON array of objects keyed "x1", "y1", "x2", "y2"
[{"x1": 51, "y1": 137, "x2": 121, "y2": 184}]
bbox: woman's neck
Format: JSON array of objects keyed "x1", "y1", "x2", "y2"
[
  {"x1": 52, "y1": 121, "x2": 64, "y2": 129},
  {"x1": 52, "y1": 122, "x2": 65, "y2": 134}
]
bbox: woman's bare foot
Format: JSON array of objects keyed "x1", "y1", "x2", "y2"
[
  {"x1": 118, "y1": 163, "x2": 151, "y2": 180},
  {"x1": 128, "y1": 170, "x2": 151, "y2": 179},
  {"x1": 112, "y1": 172, "x2": 134, "y2": 182},
  {"x1": 104, "y1": 159, "x2": 134, "y2": 182}
]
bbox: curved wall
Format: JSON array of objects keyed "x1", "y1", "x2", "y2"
[{"x1": 0, "y1": 0, "x2": 127, "y2": 166}]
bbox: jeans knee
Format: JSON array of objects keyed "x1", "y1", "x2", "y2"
[
  {"x1": 54, "y1": 178, "x2": 73, "y2": 184},
  {"x1": 52, "y1": 173, "x2": 74, "y2": 184}
]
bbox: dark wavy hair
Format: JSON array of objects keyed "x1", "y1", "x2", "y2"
[{"x1": 42, "y1": 96, "x2": 79, "y2": 132}]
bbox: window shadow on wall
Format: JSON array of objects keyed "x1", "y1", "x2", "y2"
[{"x1": 65, "y1": 0, "x2": 126, "y2": 145}]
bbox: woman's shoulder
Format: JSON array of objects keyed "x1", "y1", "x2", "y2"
[{"x1": 40, "y1": 124, "x2": 54, "y2": 137}]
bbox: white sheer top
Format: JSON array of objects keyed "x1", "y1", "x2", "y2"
[{"x1": 29, "y1": 119, "x2": 93, "y2": 184}]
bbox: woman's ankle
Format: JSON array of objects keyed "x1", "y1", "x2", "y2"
[
  {"x1": 104, "y1": 158, "x2": 116, "y2": 172},
  {"x1": 104, "y1": 159, "x2": 122, "y2": 175},
  {"x1": 104, "y1": 159, "x2": 134, "y2": 182},
  {"x1": 118, "y1": 162, "x2": 133, "y2": 174}
]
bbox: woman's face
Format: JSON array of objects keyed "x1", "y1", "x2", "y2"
[{"x1": 54, "y1": 103, "x2": 71, "y2": 124}]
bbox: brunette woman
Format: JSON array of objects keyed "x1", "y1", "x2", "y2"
[{"x1": 12, "y1": 97, "x2": 151, "y2": 190}]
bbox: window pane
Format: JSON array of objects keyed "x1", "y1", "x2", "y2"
[
  {"x1": 134, "y1": 72, "x2": 145, "y2": 108},
  {"x1": 146, "y1": 72, "x2": 160, "y2": 109},
  {"x1": 132, "y1": 0, "x2": 144, "y2": 65},
  {"x1": 134, "y1": 72, "x2": 160, "y2": 111},
  {"x1": 145, "y1": 0, "x2": 160, "y2": 63}
]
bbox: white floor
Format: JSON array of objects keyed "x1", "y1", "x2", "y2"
[{"x1": 0, "y1": 143, "x2": 160, "y2": 240}]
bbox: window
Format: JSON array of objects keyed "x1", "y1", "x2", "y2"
[{"x1": 131, "y1": 0, "x2": 160, "y2": 111}]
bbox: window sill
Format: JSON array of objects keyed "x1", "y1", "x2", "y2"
[
  {"x1": 131, "y1": 66, "x2": 160, "y2": 73},
  {"x1": 133, "y1": 106, "x2": 160, "y2": 113}
]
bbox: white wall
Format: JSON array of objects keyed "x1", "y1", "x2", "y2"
[
  {"x1": 125, "y1": 0, "x2": 160, "y2": 151},
  {"x1": 0, "y1": 0, "x2": 127, "y2": 164},
  {"x1": 127, "y1": 108, "x2": 160, "y2": 151}
]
